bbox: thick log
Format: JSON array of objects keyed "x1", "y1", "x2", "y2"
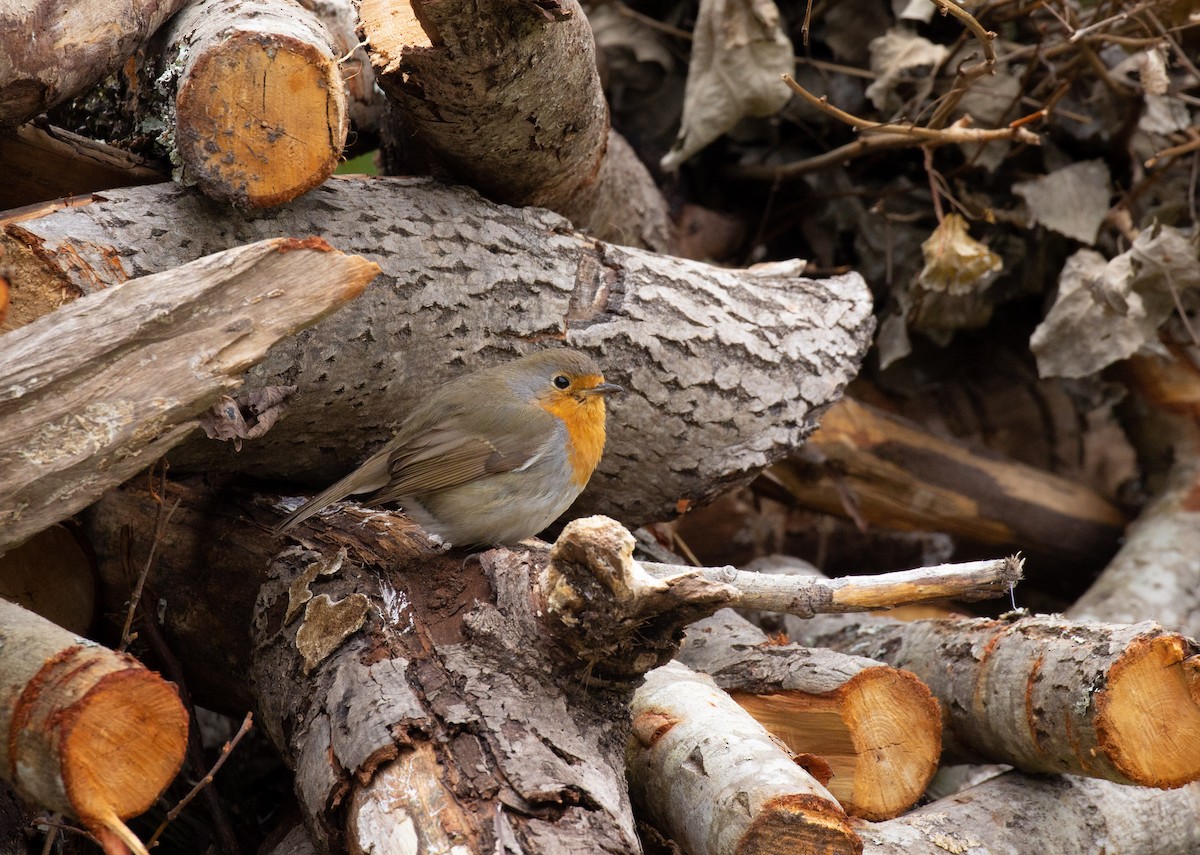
[
  {"x1": 0, "y1": 237, "x2": 379, "y2": 554},
  {"x1": 0, "y1": 524, "x2": 94, "y2": 635},
  {"x1": 677, "y1": 610, "x2": 940, "y2": 821},
  {"x1": 859, "y1": 774, "x2": 1200, "y2": 855},
  {"x1": 141, "y1": 0, "x2": 349, "y2": 208},
  {"x1": 358, "y1": 0, "x2": 672, "y2": 251},
  {"x1": 628, "y1": 660, "x2": 861, "y2": 855},
  {"x1": 84, "y1": 480, "x2": 1017, "y2": 713},
  {"x1": 770, "y1": 396, "x2": 1128, "y2": 567},
  {"x1": 0, "y1": 0, "x2": 189, "y2": 127},
  {"x1": 789, "y1": 613, "x2": 1200, "y2": 789},
  {"x1": 0, "y1": 598, "x2": 187, "y2": 855},
  {"x1": 0, "y1": 124, "x2": 165, "y2": 210},
  {"x1": 0, "y1": 177, "x2": 875, "y2": 529}
]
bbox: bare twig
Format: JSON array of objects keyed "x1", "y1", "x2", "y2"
[
  {"x1": 119, "y1": 461, "x2": 181, "y2": 651},
  {"x1": 781, "y1": 74, "x2": 1040, "y2": 145},
  {"x1": 1146, "y1": 134, "x2": 1200, "y2": 169},
  {"x1": 147, "y1": 712, "x2": 254, "y2": 849},
  {"x1": 639, "y1": 555, "x2": 1024, "y2": 618}
]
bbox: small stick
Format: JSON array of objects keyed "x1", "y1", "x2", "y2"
[
  {"x1": 639, "y1": 556, "x2": 1024, "y2": 618},
  {"x1": 147, "y1": 712, "x2": 254, "y2": 848}
]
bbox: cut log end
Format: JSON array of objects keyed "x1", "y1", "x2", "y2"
[
  {"x1": 1098, "y1": 634, "x2": 1200, "y2": 789},
  {"x1": 176, "y1": 31, "x2": 348, "y2": 208},
  {"x1": 357, "y1": 0, "x2": 436, "y2": 62},
  {"x1": 731, "y1": 666, "x2": 940, "y2": 821},
  {"x1": 64, "y1": 668, "x2": 189, "y2": 823},
  {"x1": 738, "y1": 794, "x2": 863, "y2": 855}
]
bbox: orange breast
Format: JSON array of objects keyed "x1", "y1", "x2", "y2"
[{"x1": 537, "y1": 395, "x2": 608, "y2": 486}]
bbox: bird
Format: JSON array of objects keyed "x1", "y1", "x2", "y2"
[{"x1": 274, "y1": 348, "x2": 622, "y2": 545}]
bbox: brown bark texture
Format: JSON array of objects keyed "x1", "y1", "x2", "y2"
[
  {"x1": 0, "y1": 598, "x2": 187, "y2": 841},
  {"x1": 772, "y1": 395, "x2": 1128, "y2": 567},
  {"x1": 141, "y1": 0, "x2": 349, "y2": 208},
  {"x1": 85, "y1": 477, "x2": 758, "y2": 852},
  {"x1": 0, "y1": 124, "x2": 166, "y2": 211},
  {"x1": 628, "y1": 660, "x2": 862, "y2": 855},
  {"x1": 858, "y1": 773, "x2": 1200, "y2": 855},
  {"x1": 0, "y1": 0, "x2": 189, "y2": 127},
  {"x1": 358, "y1": 0, "x2": 672, "y2": 251},
  {"x1": 678, "y1": 610, "x2": 940, "y2": 821},
  {"x1": 0, "y1": 237, "x2": 378, "y2": 554},
  {"x1": 0, "y1": 177, "x2": 875, "y2": 530},
  {"x1": 789, "y1": 613, "x2": 1200, "y2": 789}
]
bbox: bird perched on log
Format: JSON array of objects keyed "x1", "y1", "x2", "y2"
[{"x1": 275, "y1": 349, "x2": 622, "y2": 545}]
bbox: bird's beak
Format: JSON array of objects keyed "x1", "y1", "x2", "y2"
[{"x1": 588, "y1": 382, "x2": 624, "y2": 396}]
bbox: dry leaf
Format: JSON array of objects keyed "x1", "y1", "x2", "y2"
[
  {"x1": 917, "y1": 213, "x2": 1002, "y2": 296},
  {"x1": 661, "y1": 0, "x2": 793, "y2": 172},
  {"x1": 864, "y1": 27, "x2": 948, "y2": 114},
  {"x1": 1013, "y1": 160, "x2": 1112, "y2": 245},
  {"x1": 1030, "y1": 226, "x2": 1200, "y2": 378},
  {"x1": 198, "y1": 385, "x2": 298, "y2": 450}
]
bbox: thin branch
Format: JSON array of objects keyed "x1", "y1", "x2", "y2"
[
  {"x1": 119, "y1": 461, "x2": 181, "y2": 651},
  {"x1": 148, "y1": 712, "x2": 254, "y2": 849},
  {"x1": 1146, "y1": 134, "x2": 1200, "y2": 169},
  {"x1": 639, "y1": 555, "x2": 1024, "y2": 618},
  {"x1": 781, "y1": 74, "x2": 1041, "y2": 145}
]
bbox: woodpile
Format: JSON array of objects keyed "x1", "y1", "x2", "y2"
[{"x1": 2, "y1": 0, "x2": 1199, "y2": 853}]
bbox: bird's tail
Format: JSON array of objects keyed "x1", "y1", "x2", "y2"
[{"x1": 273, "y1": 453, "x2": 390, "y2": 534}]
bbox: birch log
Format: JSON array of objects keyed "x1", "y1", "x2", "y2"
[
  {"x1": 0, "y1": 598, "x2": 187, "y2": 854},
  {"x1": 1, "y1": 177, "x2": 875, "y2": 528},
  {"x1": 627, "y1": 661, "x2": 862, "y2": 855},
  {"x1": 0, "y1": 237, "x2": 379, "y2": 553},
  {"x1": 859, "y1": 774, "x2": 1200, "y2": 855},
  {"x1": 678, "y1": 610, "x2": 940, "y2": 820},
  {"x1": 789, "y1": 613, "x2": 1200, "y2": 789}
]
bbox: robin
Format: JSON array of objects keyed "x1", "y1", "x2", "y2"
[{"x1": 274, "y1": 349, "x2": 622, "y2": 544}]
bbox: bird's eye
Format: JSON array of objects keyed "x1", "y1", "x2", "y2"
[{"x1": 553, "y1": 375, "x2": 571, "y2": 390}]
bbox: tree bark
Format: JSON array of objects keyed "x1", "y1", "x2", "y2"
[
  {"x1": 0, "y1": 124, "x2": 165, "y2": 211},
  {"x1": 678, "y1": 610, "x2": 940, "y2": 821},
  {"x1": 0, "y1": 598, "x2": 187, "y2": 854},
  {"x1": 0, "y1": 0, "x2": 190, "y2": 127},
  {"x1": 771, "y1": 395, "x2": 1128, "y2": 567},
  {"x1": 0, "y1": 237, "x2": 378, "y2": 554},
  {"x1": 628, "y1": 660, "x2": 862, "y2": 855},
  {"x1": 140, "y1": 0, "x2": 349, "y2": 208},
  {"x1": 858, "y1": 774, "x2": 1200, "y2": 855},
  {"x1": 789, "y1": 613, "x2": 1200, "y2": 789},
  {"x1": 0, "y1": 177, "x2": 875, "y2": 529},
  {"x1": 358, "y1": 0, "x2": 672, "y2": 251},
  {"x1": 1068, "y1": 351, "x2": 1200, "y2": 632}
]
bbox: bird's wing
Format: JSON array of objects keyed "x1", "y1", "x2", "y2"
[{"x1": 368, "y1": 408, "x2": 557, "y2": 505}]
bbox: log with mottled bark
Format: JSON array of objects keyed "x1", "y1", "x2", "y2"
[
  {"x1": 140, "y1": 0, "x2": 348, "y2": 208},
  {"x1": 358, "y1": 0, "x2": 672, "y2": 251},
  {"x1": 0, "y1": 598, "x2": 187, "y2": 855},
  {"x1": 677, "y1": 610, "x2": 940, "y2": 821},
  {"x1": 0, "y1": 0, "x2": 190, "y2": 127},
  {"x1": 0, "y1": 177, "x2": 875, "y2": 529},
  {"x1": 771, "y1": 396, "x2": 1128, "y2": 567},
  {"x1": 789, "y1": 613, "x2": 1200, "y2": 789},
  {"x1": 1069, "y1": 352, "x2": 1200, "y2": 632},
  {"x1": 0, "y1": 237, "x2": 378, "y2": 554},
  {"x1": 0, "y1": 124, "x2": 165, "y2": 211},
  {"x1": 628, "y1": 660, "x2": 862, "y2": 855},
  {"x1": 859, "y1": 773, "x2": 1200, "y2": 855}
]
